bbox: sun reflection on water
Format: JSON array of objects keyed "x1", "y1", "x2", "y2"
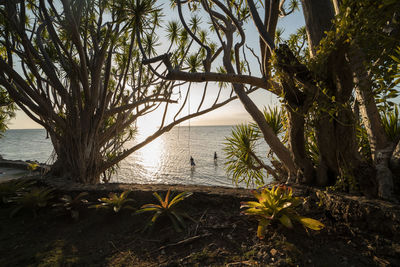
[{"x1": 134, "y1": 126, "x2": 165, "y2": 179}]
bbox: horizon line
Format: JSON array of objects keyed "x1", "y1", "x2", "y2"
[{"x1": 7, "y1": 124, "x2": 241, "y2": 130}]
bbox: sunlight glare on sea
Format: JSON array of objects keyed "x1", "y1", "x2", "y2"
[{"x1": 0, "y1": 126, "x2": 270, "y2": 187}]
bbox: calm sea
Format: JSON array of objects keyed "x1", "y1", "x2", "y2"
[{"x1": 0, "y1": 126, "x2": 270, "y2": 188}]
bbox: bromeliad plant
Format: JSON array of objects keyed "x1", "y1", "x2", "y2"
[
  {"x1": 9, "y1": 187, "x2": 54, "y2": 218},
  {"x1": 241, "y1": 185, "x2": 325, "y2": 239},
  {"x1": 136, "y1": 189, "x2": 193, "y2": 233},
  {"x1": 53, "y1": 192, "x2": 89, "y2": 221},
  {"x1": 90, "y1": 190, "x2": 134, "y2": 213}
]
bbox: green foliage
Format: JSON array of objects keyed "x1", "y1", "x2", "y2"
[
  {"x1": 285, "y1": 26, "x2": 308, "y2": 61},
  {"x1": 258, "y1": 107, "x2": 284, "y2": 136},
  {"x1": 166, "y1": 20, "x2": 182, "y2": 43},
  {"x1": 9, "y1": 187, "x2": 54, "y2": 218},
  {"x1": 90, "y1": 191, "x2": 135, "y2": 213},
  {"x1": 275, "y1": 28, "x2": 285, "y2": 45},
  {"x1": 391, "y1": 47, "x2": 400, "y2": 86},
  {"x1": 0, "y1": 179, "x2": 35, "y2": 204},
  {"x1": 329, "y1": 170, "x2": 359, "y2": 193},
  {"x1": 315, "y1": 0, "x2": 400, "y2": 105},
  {"x1": 0, "y1": 89, "x2": 15, "y2": 136},
  {"x1": 136, "y1": 189, "x2": 193, "y2": 232},
  {"x1": 53, "y1": 192, "x2": 89, "y2": 221},
  {"x1": 304, "y1": 127, "x2": 319, "y2": 165},
  {"x1": 356, "y1": 125, "x2": 372, "y2": 162},
  {"x1": 381, "y1": 105, "x2": 400, "y2": 142},
  {"x1": 185, "y1": 54, "x2": 202, "y2": 73},
  {"x1": 241, "y1": 185, "x2": 325, "y2": 239},
  {"x1": 224, "y1": 124, "x2": 265, "y2": 187},
  {"x1": 224, "y1": 107, "x2": 285, "y2": 187}
]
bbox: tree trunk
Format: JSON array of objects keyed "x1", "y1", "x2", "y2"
[
  {"x1": 231, "y1": 83, "x2": 298, "y2": 178},
  {"x1": 315, "y1": 116, "x2": 339, "y2": 186},
  {"x1": 260, "y1": 0, "x2": 280, "y2": 78},
  {"x1": 349, "y1": 46, "x2": 394, "y2": 199},
  {"x1": 301, "y1": 0, "x2": 335, "y2": 57},
  {"x1": 287, "y1": 107, "x2": 315, "y2": 184},
  {"x1": 332, "y1": 0, "x2": 393, "y2": 199},
  {"x1": 50, "y1": 130, "x2": 103, "y2": 184}
]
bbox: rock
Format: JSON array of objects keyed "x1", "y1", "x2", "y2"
[
  {"x1": 314, "y1": 189, "x2": 400, "y2": 240},
  {"x1": 270, "y1": 248, "x2": 278, "y2": 256}
]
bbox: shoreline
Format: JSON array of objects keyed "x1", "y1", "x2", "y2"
[{"x1": 44, "y1": 175, "x2": 254, "y2": 198}]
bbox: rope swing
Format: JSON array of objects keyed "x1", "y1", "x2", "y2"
[{"x1": 188, "y1": 86, "x2": 195, "y2": 167}]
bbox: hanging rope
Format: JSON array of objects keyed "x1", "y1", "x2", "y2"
[
  {"x1": 188, "y1": 85, "x2": 195, "y2": 167},
  {"x1": 188, "y1": 85, "x2": 191, "y2": 156},
  {"x1": 177, "y1": 84, "x2": 181, "y2": 141}
]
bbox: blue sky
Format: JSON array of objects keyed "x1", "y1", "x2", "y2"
[{"x1": 8, "y1": 2, "x2": 305, "y2": 129}]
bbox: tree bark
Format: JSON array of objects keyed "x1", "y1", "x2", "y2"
[
  {"x1": 301, "y1": 0, "x2": 335, "y2": 57},
  {"x1": 50, "y1": 130, "x2": 103, "y2": 184},
  {"x1": 332, "y1": 0, "x2": 343, "y2": 15},
  {"x1": 287, "y1": 107, "x2": 315, "y2": 184},
  {"x1": 348, "y1": 46, "x2": 394, "y2": 199}
]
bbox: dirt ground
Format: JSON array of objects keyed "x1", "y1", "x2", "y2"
[{"x1": 1, "y1": 179, "x2": 399, "y2": 266}]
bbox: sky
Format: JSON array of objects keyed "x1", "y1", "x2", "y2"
[{"x1": 8, "y1": 2, "x2": 305, "y2": 129}]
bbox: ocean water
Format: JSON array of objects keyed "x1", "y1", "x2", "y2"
[{"x1": 0, "y1": 126, "x2": 270, "y2": 188}]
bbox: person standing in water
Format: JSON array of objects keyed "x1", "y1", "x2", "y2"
[
  {"x1": 190, "y1": 156, "x2": 196, "y2": 167},
  {"x1": 213, "y1": 152, "x2": 218, "y2": 167}
]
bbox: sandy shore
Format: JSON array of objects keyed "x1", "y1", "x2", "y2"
[{"x1": 43, "y1": 175, "x2": 254, "y2": 198}]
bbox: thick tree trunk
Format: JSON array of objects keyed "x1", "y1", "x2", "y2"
[
  {"x1": 287, "y1": 107, "x2": 315, "y2": 184},
  {"x1": 332, "y1": 0, "x2": 393, "y2": 199},
  {"x1": 350, "y1": 48, "x2": 390, "y2": 157},
  {"x1": 315, "y1": 116, "x2": 339, "y2": 186},
  {"x1": 301, "y1": 0, "x2": 338, "y2": 186},
  {"x1": 315, "y1": 107, "x2": 360, "y2": 187},
  {"x1": 349, "y1": 46, "x2": 394, "y2": 199},
  {"x1": 301, "y1": 0, "x2": 335, "y2": 57},
  {"x1": 50, "y1": 130, "x2": 103, "y2": 184},
  {"x1": 260, "y1": 0, "x2": 280, "y2": 77},
  {"x1": 335, "y1": 107, "x2": 361, "y2": 173}
]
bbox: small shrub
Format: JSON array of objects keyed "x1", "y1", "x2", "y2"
[
  {"x1": 136, "y1": 189, "x2": 193, "y2": 232},
  {"x1": 224, "y1": 124, "x2": 265, "y2": 187},
  {"x1": 9, "y1": 187, "x2": 54, "y2": 218},
  {"x1": 0, "y1": 179, "x2": 35, "y2": 204},
  {"x1": 90, "y1": 190, "x2": 134, "y2": 213},
  {"x1": 53, "y1": 192, "x2": 89, "y2": 220},
  {"x1": 240, "y1": 185, "x2": 325, "y2": 239},
  {"x1": 381, "y1": 105, "x2": 400, "y2": 142}
]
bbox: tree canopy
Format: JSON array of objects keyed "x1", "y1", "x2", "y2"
[
  {"x1": 0, "y1": 0, "x2": 246, "y2": 183},
  {"x1": 142, "y1": 0, "x2": 400, "y2": 199}
]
